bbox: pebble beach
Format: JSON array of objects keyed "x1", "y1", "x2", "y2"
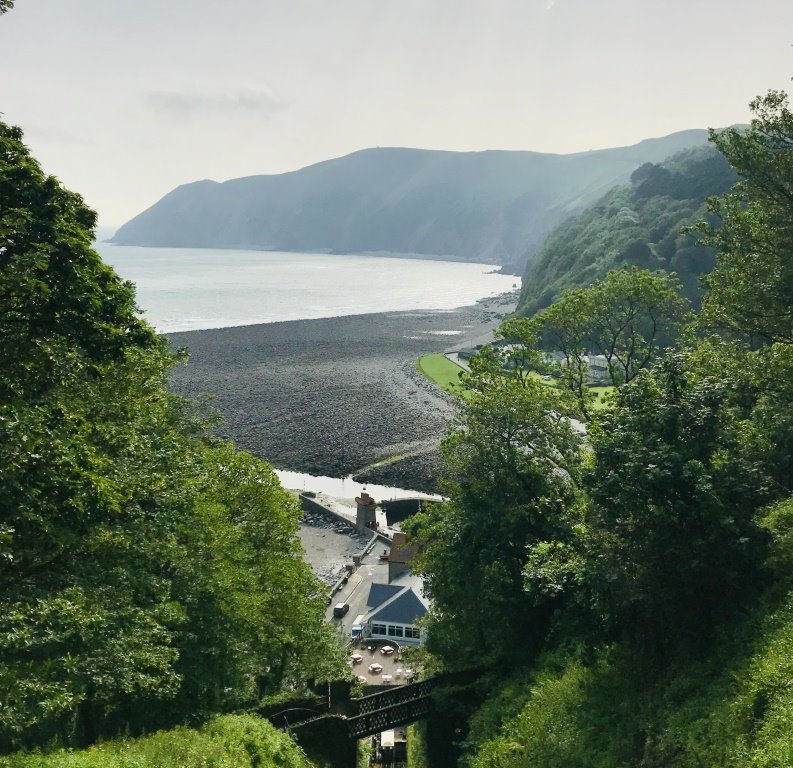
[{"x1": 166, "y1": 291, "x2": 518, "y2": 493}]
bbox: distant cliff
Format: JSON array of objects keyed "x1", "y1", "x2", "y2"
[{"x1": 112, "y1": 131, "x2": 710, "y2": 273}]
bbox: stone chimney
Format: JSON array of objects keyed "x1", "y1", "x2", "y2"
[{"x1": 355, "y1": 491, "x2": 377, "y2": 533}]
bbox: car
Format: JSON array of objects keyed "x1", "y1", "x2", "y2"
[{"x1": 333, "y1": 602, "x2": 350, "y2": 618}]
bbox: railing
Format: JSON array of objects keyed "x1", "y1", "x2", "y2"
[
  {"x1": 269, "y1": 670, "x2": 479, "y2": 738},
  {"x1": 347, "y1": 697, "x2": 433, "y2": 739},
  {"x1": 354, "y1": 678, "x2": 435, "y2": 715}
]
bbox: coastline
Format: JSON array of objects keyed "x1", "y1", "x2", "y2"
[{"x1": 166, "y1": 291, "x2": 517, "y2": 492}]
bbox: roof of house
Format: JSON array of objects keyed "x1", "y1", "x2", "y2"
[
  {"x1": 369, "y1": 589, "x2": 428, "y2": 625},
  {"x1": 364, "y1": 576, "x2": 429, "y2": 626},
  {"x1": 367, "y1": 583, "x2": 403, "y2": 610}
]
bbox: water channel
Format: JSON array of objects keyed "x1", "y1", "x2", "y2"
[{"x1": 275, "y1": 469, "x2": 443, "y2": 502}]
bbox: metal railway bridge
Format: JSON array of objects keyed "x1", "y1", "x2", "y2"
[{"x1": 266, "y1": 672, "x2": 478, "y2": 763}]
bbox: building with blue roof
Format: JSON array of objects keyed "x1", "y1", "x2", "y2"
[{"x1": 361, "y1": 573, "x2": 429, "y2": 646}]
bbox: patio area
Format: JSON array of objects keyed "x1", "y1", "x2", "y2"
[{"x1": 347, "y1": 642, "x2": 416, "y2": 686}]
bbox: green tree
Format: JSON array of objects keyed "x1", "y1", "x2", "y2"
[
  {"x1": 514, "y1": 290, "x2": 595, "y2": 416},
  {"x1": 583, "y1": 354, "x2": 770, "y2": 656},
  {"x1": 697, "y1": 90, "x2": 793, "y2": 343},
  {"x1": 588, "y1": 267, "x2": 690, "y2": 385},
  {"x1": 168, "y1": 443, "x2": 342, "y2": 721},
  {"x1": 505, "y1": 267, "x2": 688, "y2": 414},
  {"x1": 0, "y1": 2, "x2": 14, "y2": 15},
  {"x1": 0, "y1": 122, "x2": 156, "y2": 404},
  {"x1": 0, "y1": 122, "x2": 342, "y2": 751},
  {"x1": 409, "y1": 365, "x2": 582, "y2": 669}
]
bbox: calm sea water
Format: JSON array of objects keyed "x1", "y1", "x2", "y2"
[{"x1": 96, "y1": 244, "x2": 518, "y2": 333}]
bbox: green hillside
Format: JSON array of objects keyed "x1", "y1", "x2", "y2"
[
  {"x1": 112, "y1": 131, "x2": 709, "y2": 272},
  {"x1": 0, "y1": 716, "x2": 310, "y2": 768},
  {"x1": 517, "y1": 144, "x2": 738, "y2": 316}
]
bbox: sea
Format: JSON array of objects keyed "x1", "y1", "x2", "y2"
[{"x1": 95, "y1": 243, "x2": 518, "y2": 334}]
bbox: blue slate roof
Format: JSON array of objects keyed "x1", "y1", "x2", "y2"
[
  {"x1": 367, "y1": 583, "x2": 402, "y2": 609},
  {"x1": 369, "y1": 589, "x2": 428, "y2": 625}
]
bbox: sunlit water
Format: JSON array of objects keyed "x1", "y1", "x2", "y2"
[
  {"x1": 274, "y1": 469, "x2": 442, "y2": 502},
  {"x1": 96, "y1": 244, "x2": 517, "y2": 333}
]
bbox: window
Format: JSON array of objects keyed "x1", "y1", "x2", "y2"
[
  {"x1": 387, "y1": 625, "x2": 404, "y2": 637},
  {"x1": 371, "y1": 623, "x2": 387, "y2": 635},
  {"x1": 404, "y1": 626, "x2": 421, "y2": 639}
]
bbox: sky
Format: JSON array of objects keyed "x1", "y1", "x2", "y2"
[{"x1": 2, "y1": 0, "x2": 792, "y2": 228}]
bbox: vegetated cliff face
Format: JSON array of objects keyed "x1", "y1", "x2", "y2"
[
  {"x1": 113, "y1": 130, "x2": 709, "y2": 272},
  {"x1": 516, "y1": 144, "x2": 739, "y2": 316}
]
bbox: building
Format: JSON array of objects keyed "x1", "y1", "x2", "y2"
[
  {"x1": 361, "y1": 573, "x2": 429, "y2": 646},
  {"x1": 586, "y1": 354, "x2": 610, "y2": 381}
]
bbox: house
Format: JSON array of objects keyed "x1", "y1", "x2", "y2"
[
  {"x1": 585, "y1": 354, "x2": 610, "y2": 381},
  {"x1": 457, "y1": 346, "x2": 480, "y2": 361},
  {"x1": 361, "y1": 573, "x2": 429, "y2": 646}
]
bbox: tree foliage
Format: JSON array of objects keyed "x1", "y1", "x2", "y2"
[
  {"x1": 408, "y1": 359, "x2": 583, "y2": 669},
  {"x1": 697, "y1": 90, "x2": 793, "y2": 343},
  {"x1": 582, "y1": 354, "x2": 771, "y2": 655},
  {"x1": 0, "y1": 123, "x2": 341, "y2": 753},
  {"x1": 587, "y1": 267, "x2": 690, "y2": 384}
]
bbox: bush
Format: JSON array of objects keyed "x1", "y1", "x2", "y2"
[{"x1": 0, "y1": 715, "x2": 311, "y2": 768}]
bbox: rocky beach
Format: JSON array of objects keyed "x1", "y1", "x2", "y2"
[{"x1": 166, "y1": 291, "x2": 517, "y2": 492}]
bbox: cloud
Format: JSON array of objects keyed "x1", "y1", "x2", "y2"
[
  {"x1": 546, "y1": 0, "x2": 557, "y2": 8},
  {"x1": 145, "y1": 85, "x2": 285, "y2": 119}
]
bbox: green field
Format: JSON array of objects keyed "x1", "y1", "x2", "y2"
[
  {"x1": 418, "y1": 355, "x2": 613, "y2": 410},
  {"x1": 417, "y1": 353, "x2": 467, "y2": 395}
]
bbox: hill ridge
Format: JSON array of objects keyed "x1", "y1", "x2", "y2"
[{"x1": 113, "y1": 130, "x2": 711, "y2": 271}]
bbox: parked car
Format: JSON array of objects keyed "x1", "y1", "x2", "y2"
[{"x1": 333, "y1": 602, "x2": 350, "y2": 618}]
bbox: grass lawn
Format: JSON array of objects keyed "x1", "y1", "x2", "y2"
[
  {"x1": 418, "y1": 354, "x2": 614, "y2": 410},
  {"x1": 417, "y1": 353, "x2": 467, "y2": 395},
  {"x1": 529, "y1": 371, "x2": 613, "y2": 410},
  {"x1": 588, "y1": 385, "x2": 613, "y2": 410}
]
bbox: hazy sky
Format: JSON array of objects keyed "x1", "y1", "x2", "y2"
[{"x1": 2, "y1": 0, "x2": 792, "y2": 226}]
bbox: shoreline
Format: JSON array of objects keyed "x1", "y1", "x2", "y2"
[
  {"x1": 156, "y1": 290, "x2": 516, "y2": 336},
  {"x1": 167, "y1": 291, "x2": 517, "y2": 492}
]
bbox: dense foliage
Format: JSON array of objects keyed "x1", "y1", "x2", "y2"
[
  {"x1": 501, "y1": 267, "x2": 689, "y2": 415},
  {"x1": 697, "y1": 90, "x2": 793, "y2": 343},
  {"x1": 517, "y1": 144, "x2": 738, "y2": 317},
  {"x1": 409, "y1": 87, "x2": 793, "y2": 767},
  {"x1": 408, "y1": 354, "x2": 583, "y2": 669},
  {"x1": 0, "y1": 715, "x2": 311, "y2": 768},
  {"x1": 0, "y1": 122, "x2": 342, "y2": 754}
]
